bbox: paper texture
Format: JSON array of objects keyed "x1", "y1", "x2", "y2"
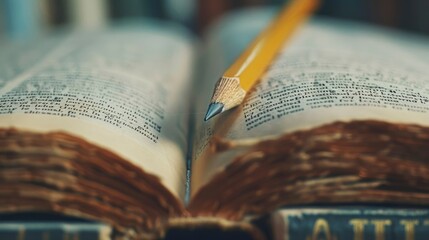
[
  {"x1": 0, "y1": 24, "x2": 195, "y2": 199},
  {"x1": 192, "y1": 9, "x2": 429, "y2": 194}
]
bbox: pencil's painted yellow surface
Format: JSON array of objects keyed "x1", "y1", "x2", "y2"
[{"x1": 223, "y1": 0, "x2": 319, "y2": 91}]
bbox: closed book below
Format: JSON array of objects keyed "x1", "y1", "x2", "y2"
[
  {"x1": 271, "y1": 208, "x2": 429, "y2": 240},
  {"x1": 0, "y1": 222, "x2": 111, "y2": 240}
]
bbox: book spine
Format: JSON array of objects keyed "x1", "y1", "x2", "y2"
[
  {"x1": 271, "y1": 208, "x2": 429, "y2": 240},
  {"x1": 164, "y1": 0, "x2": 196, "y2": 26},
  {"x1": 0, "y1": 222, "x2": 111, "y2": 240},
  {"x1": 3, "y1": 0, "x2": 42, "y2": 39},
  {"x1": 0, "y1": 0, "x2": 4, "y2": 39},
  {"x1": 67, "y1": 0, "x2": 108, "y2": 29},
  {"x1": 108, "y1": 0, "x2": 148, "y2": 19}
]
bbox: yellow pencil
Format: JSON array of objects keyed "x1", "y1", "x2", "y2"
[{"x1": 204, "y1": 0, "x2": 320, "y2": 121}]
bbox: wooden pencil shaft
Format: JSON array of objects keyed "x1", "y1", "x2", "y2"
[
  {"x1": 224, "y1": 0, "x2": 319, "y2": 91},
  {"x1": 205, "y1": 0, "x2": 319, "y2": 120}
]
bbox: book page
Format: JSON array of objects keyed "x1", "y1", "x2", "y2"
[
  {"x1": 0, "y1": 23, "x2": 195, "y2": 200},
  {"x1": 191, "y1": 8, "x2": 429, "y2": 194},
  {"x1": 191, "y1": 9, "x2": 272, "y2": 183}
]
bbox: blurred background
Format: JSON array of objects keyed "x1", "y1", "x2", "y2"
[{"x1": 0, "y1": 0, "x2": 428, "y2": 40}]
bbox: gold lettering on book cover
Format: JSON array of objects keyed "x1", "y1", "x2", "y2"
[
  {"x1": 372, "y1": 220, "x2": 391, "y2": 240},
  {"x1": 400, "y1": 220, "x2": 418, "y2": 240},
  {"x1": 349, "y1": 219, "x2": 368, "y2": 240},
  {"x1": 306, "y1": 218, "x2": 337, "y2": 240}
]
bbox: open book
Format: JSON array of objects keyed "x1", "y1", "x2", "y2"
[{"x1": 1, "y1": 7, "x2": 429, "y2": 239}]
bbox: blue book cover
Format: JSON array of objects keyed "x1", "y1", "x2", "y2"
[
  {"x1": 271, "y1": 207, "x2": 429, "y2": 240},
  {"x1": 0, "y1": 222, "x2": 111, "y2": 240}
]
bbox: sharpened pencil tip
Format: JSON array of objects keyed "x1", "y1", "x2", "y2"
[{"x1": 204, "y1": 103, "x2": 224, "y2": 121}]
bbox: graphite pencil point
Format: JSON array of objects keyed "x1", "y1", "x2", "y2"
[{"x1": 204, "y1": 103, "x2": 224, "y2": 121}]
